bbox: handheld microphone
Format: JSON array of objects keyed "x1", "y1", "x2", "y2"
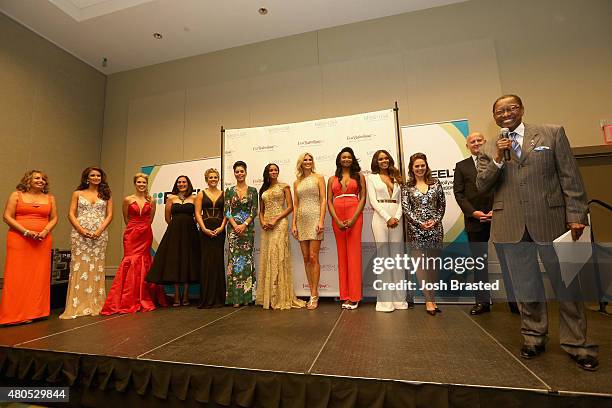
[{"x1": 500, "y1": 128, "x2": 511, "y2": 161}]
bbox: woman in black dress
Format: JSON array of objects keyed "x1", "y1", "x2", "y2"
[
  {"x1": 146, "y1": 175, "x2": 200, "y2": 306},
  {"x1": 195, "y1": 168, "x2": 227, "y2": 308}
]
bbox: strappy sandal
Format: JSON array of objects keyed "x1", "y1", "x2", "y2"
[
  {"x1": 307, "y1": 296, "x2": 319, "y2": 310},
  {"x1": 182, "y1": 299, "x2": 190, "y2": 306}
]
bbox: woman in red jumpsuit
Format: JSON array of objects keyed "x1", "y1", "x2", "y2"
[{"x1": 327, "y1": 147, "x2": 366, "y2": 310}]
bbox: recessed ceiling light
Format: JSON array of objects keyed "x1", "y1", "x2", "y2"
[
  {"x1": 153, "y1": 32, "x2": 163, "y2": 39},
  {"x1": 258, "y1": 7, "x2": 268, "y2": 15}
]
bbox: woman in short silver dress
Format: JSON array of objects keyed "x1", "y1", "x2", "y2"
[{"x1": 402, "y1": 153, "x2": 445, "y2": 316}]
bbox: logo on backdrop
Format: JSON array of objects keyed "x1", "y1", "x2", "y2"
[
  {"x1": 315, "y1": 119, "x2": 338, "y2": 128},
  {"x1": 346, "y1": 134, "x2": 374, "y2": 142},
  {"x1": 297, "y1": 139, "x2": 324, "y2": 146},
  {"x1": 268, "y1": 126, "x2": 290, "y2": 134},
  {"x1": 363, "y1": 112, "x2": 389, "y2": 121},
  {"x1": 252, "y1": 144, "x2": 278, "y2": 152},
  {"x1": 316, "y1": 153, "x2": 335, "y2": 163}
]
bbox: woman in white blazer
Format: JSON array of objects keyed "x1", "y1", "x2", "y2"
[{"x1": 367, "y1": 150, "x2": 410, "y2": 312}]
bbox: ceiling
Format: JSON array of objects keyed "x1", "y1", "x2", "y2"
[{"x1": 1, "y1": 0, "x2": 468, "y2": 74}]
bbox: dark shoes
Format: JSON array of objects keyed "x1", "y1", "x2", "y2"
[
  {"x1": 572, "y1": 355, "x2": 599, "y2": 371},
  {"x1": 470, "y1": 303, "x2": 490, "y2": 315},
  {"x1": 520, "y1": 344, "x2": 546, "y2": 359},
  {"x1": 508, "y1": 302, "x2": 520, "y2": 315}
]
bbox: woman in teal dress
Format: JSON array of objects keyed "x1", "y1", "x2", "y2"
[{"x1": 225, "y1": 160, "x2": 258, "y2": 307}]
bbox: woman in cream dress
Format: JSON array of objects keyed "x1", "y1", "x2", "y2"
[
  {"x1": 367, "y1": 150, "x2": 409, "y2": 312},
  {"x1": 61, "y1": 167, "x2": 113, "y2": 319},
  {"x1": 291, "y1": 153, "x2": 326, "y2": 310}
]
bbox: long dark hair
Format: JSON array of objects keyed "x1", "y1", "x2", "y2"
[
  {"x1": 259, "y1": 163, "x2": 279, "y2": 198},
  {"x1": 334, "y1": 147, "x2": 361, "y2": 192},
  {"x1": 171, "y1": 175, "x2": 194, "y2": 196},
  {"x1": 77, "y1": 166, "x2": 111, "y2": 201},
  {"x1": 406, "y1": 153, "x2": 436, "y2": 187},
  {"x1": 370, "y1": 150, "x2": 403, "y2": 184}
]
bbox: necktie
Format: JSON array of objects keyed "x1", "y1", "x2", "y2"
[{"x1": 510, "y1": 132, "x2": 522, "y2": 158}]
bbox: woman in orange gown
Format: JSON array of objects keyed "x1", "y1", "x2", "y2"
[
  {"x1": 0, "y1": 170, "x2": 58, "y2": 325},
  {"x1": 101, "y1": 173, "x2": 167, "y2": 314}
]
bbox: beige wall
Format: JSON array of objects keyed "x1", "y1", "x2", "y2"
[
  {"x1": 0, "y1": 13, "x2": 106, "y2": 275},
  {"x1": 100, "y1": 0, "x2": 612, "y2": 266}
]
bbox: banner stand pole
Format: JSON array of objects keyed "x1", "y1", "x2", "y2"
[
  {"x1": 220, "y1": 126, "x2": 225, "y2": 190},
  {"x1": 393, "y1": 101, "x2": 404, "y2": 176},
  {"x1": 393, "y1": 101, "x2": 410, "y2": 247}
]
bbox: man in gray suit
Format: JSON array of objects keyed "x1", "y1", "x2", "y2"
[{"x1": 477, "y1": 94, "x2": 598, "y2": 371}]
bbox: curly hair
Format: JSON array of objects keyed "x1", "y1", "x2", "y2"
[
  {"x1": 133, "y1": 172, "x2": 152, "y2": 202},
  {"x1": 16, "y1": 170, "x2": 50, "y2": 194},
  {"x1": 405, "y1": 153, "x2": 436, "y2": 187},
  {"x1": 77, "y1": 166, "x2": 111, "y2": 200},
  {"x1": 295, "y1": 152, "x2": 317, "y2": 181},
  {"x1": 370, "y1": 150, "x2": 403, "y2": 184},
  {"x1": 334, "y1": 147, "x2": 361, "y2": 193},
  {"x1": 204, "y1": 168, "x2": 220, "y2": 181}
]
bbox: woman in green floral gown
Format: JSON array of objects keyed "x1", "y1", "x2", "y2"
[{"x1": 225, "y1": 161, "x2": 258, "y2": 307}]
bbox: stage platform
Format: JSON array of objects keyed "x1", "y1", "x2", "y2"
[{"x1": 1, "y1": 301, "x2": 611, "y2": 407}]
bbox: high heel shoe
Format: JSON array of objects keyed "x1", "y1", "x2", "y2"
[
  {"x1": 426, "y1": 301, "x2": 436, "y2": 316},
  {"x1": 307, "y1": 296, "x2": 319, "y2": 310}
]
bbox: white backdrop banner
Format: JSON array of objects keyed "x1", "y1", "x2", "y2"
[
  {"x1": 400, "y1": 120, "x2": 470, "y2": 243},
  {"x1": 224, "y1": 109, "x2": 398, "y2": 297},
  {"x1": 142, "y1": 157, "x2": 221, "y2": 252}
]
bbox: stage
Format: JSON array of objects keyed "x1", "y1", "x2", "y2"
[{"x1": 1, "y1": 300, "x2": 611, "y2": 407}]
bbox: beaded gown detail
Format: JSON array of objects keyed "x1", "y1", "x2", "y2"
[
  {"x1": 256, "y1": 183, "x2": 305, "y2": 310},
  {"x1": 401, "y1": 180, "x2": 446, "y2": 249},
  {"x1": 60, "y1": 196, "x2": 108, "y2": 319},
  {"x1": 295, "y1": 175, "x2": 323, "y2": 241}
]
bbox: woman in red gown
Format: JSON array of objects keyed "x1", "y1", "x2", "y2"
[
  {"x1": 101, "y1": 173, "x2": 166, "y2": 314},
  {"x1": 0, "y1": 170, "x2": 58, "y2": 325}
]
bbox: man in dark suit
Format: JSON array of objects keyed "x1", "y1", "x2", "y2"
[
  {"x1": 477, "y1": 94, "x2": 598, "y2": 371},
  {"x1": 453, "y1": 132, "x2": 518, "y2": 315}
]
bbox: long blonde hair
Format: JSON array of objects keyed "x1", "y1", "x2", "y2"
[
  {"x1": 133, "y1": 172, "x2": 152, "y2": 202},
  {"x1": 295, "y1": 152, "x2": 316, "y2": 181},
  {"x1": 17, "y1": 170, "x2": 50, "y2": 194}
]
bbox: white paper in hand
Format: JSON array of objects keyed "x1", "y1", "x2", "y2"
[{"x1": 553, "y1": 225, "x2": 592, "y2": 287}]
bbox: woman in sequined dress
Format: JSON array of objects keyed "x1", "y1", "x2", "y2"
[
  {"x1": 401, "y1": 153, "x2": 446, "y2": 316},
  {"x1": 257, "y1": 163, "x2": 305, "y2": 310},
  {"x1": 61, "y1": 167, "x2": 113, "y2": 319},
  {"x1": 291, "y1": 153, "x2": 326, "y2": 310}
]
